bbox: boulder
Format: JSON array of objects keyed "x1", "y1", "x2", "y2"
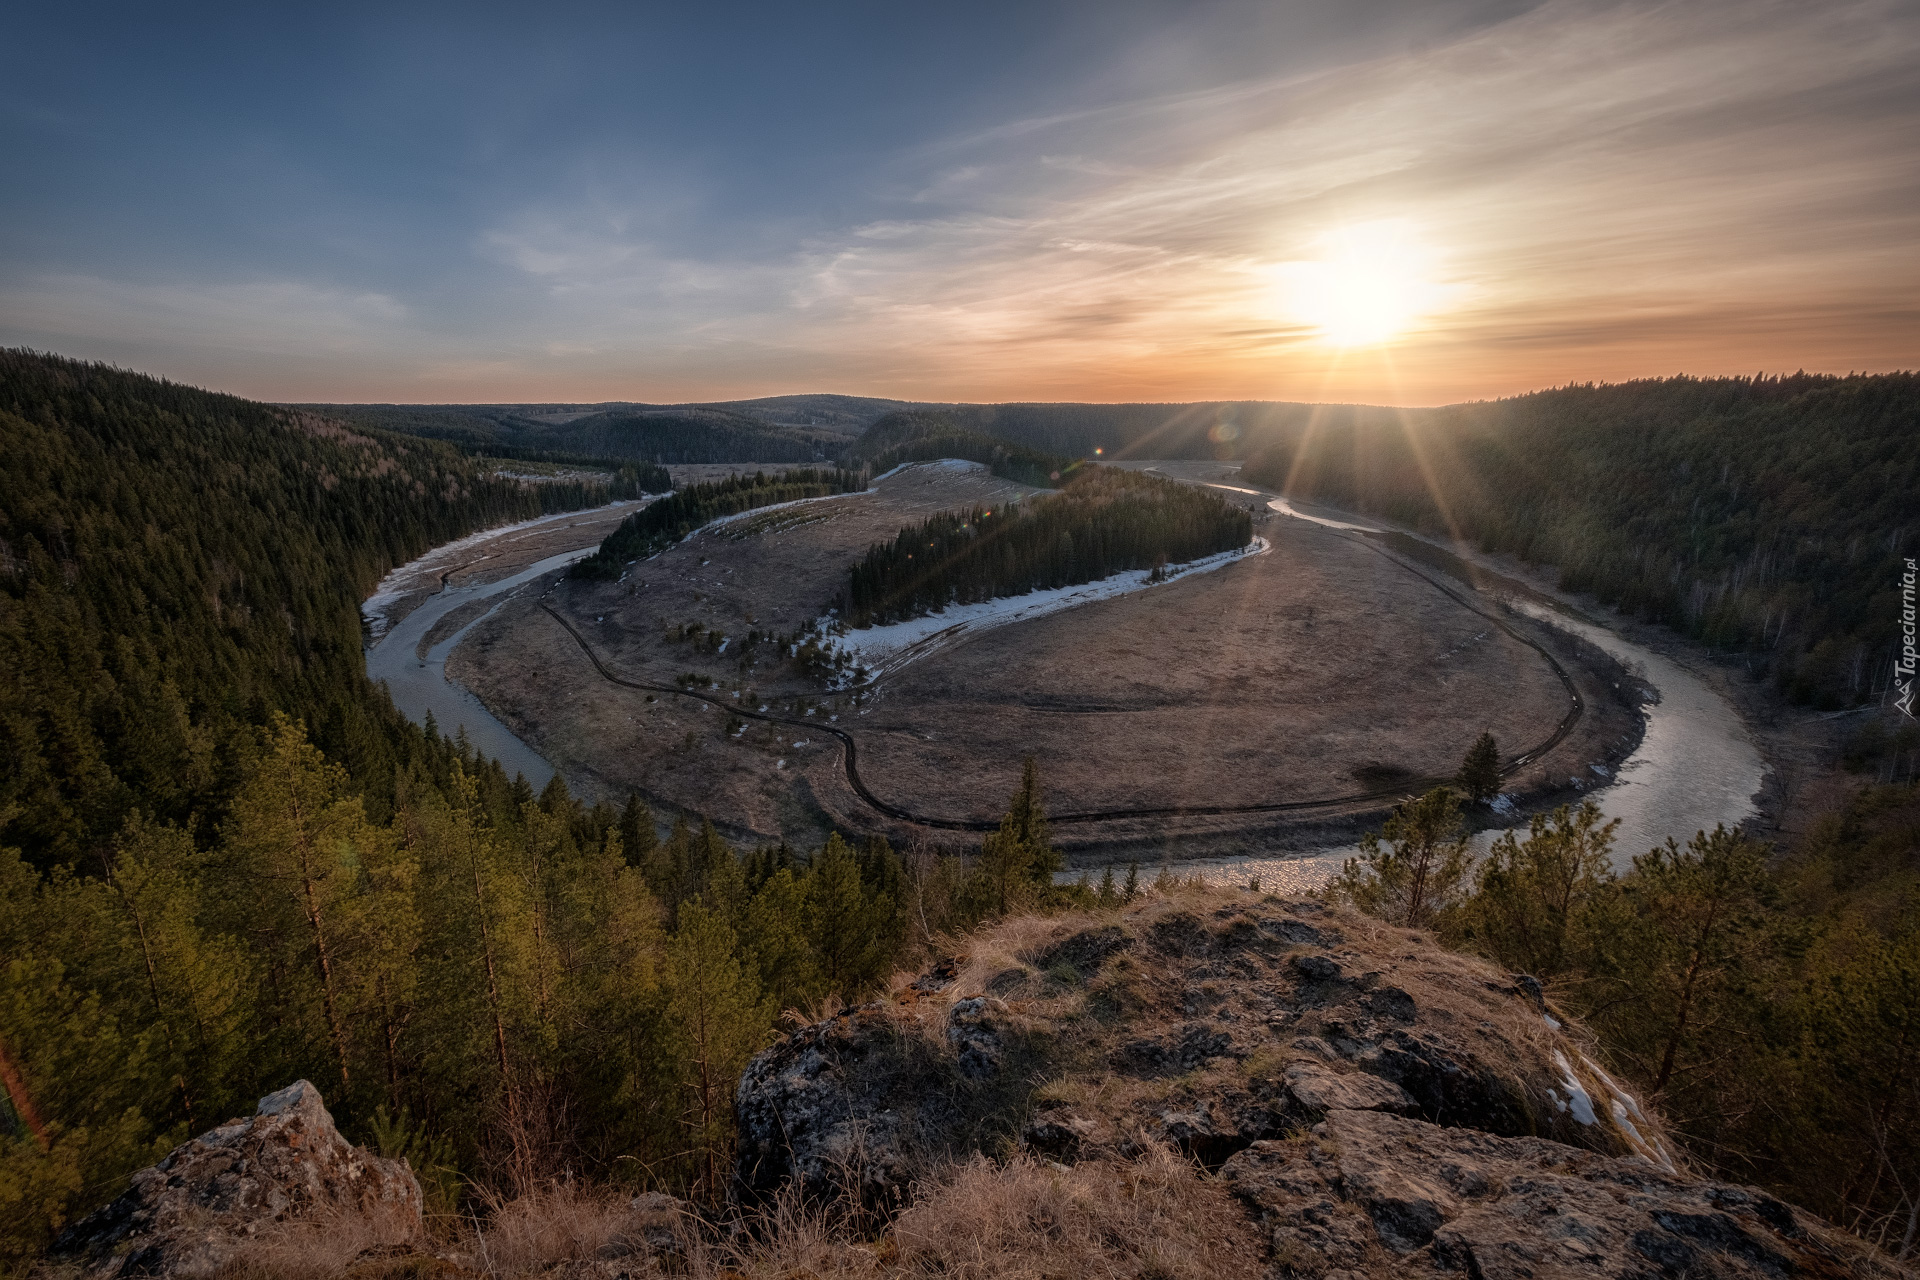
[
  {"x1": 1223, "y1": 1108, "x2": 1906, "y2": 1279},
  {"x1": 732, "y1": 897, "x2": 1910, "y2": 1277},
  {"x1": 49, "y1": 1080, "x2": 423, "y2": 1279}
]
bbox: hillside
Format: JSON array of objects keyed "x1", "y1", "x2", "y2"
[
  {"x1": 40, "y1": 889, "x2": 1914, "y2": 1278},
  {"x1": 304, "y1": 395, "x2": 907, "y2": 466},
  {"x1": 1241, "y1": 373, "x2": 1920, "y2": 708},
  {"x1": 0, "y1": 351, "x2": 647, "y2": 870}
]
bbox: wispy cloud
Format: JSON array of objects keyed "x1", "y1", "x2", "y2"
[{"x1": 5, "y1": 0, "x2": 1912, "y2": 403}]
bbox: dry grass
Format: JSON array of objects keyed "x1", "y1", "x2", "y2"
[
  {"x1": 191, "y1": 1141, "x2": 1264, "y2": 1279},
  {"x1": 884, "y1": 1145, "x2": 1264, "y2": 1279}
]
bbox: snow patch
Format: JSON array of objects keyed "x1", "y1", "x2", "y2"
[
  {"x1": 820, "y1": 536, "x2": 1271, "y2": 684},
  {"x1": 361, "y1": 497, "x2": 656, "y2": 639},
  {"x1": 1551, "y1": 1050, "x2": 1598, "y2": 1125}
]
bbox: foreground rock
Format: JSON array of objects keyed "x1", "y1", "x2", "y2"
[
  {"x1": 49, "y1": 1081, "x2": 423, "y2": 1278},
  {"x1": 1225, "y1": 1107, "x2": 1906, "y2": 1279},
  {"x1": 735, "y1": 892, "x2": 1909, "y2": 1279}
]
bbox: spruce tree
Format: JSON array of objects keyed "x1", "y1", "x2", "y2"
[
  {"x1": 1458, "y1": 732, "x2": 1503, "y2": 804},
  {"x1": 662, "y1": 902, "x2": 773, "y2": 1202}
]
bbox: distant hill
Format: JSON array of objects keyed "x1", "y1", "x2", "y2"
[
  {"x1": 845, "y1": 409, "x2": 1072, "y2": 487},
  {"x1": 297, "y1": 394, "x2": 910, "y2": 464},
  {"x1": 299, "y1": 396, "x2": 1397, "y2": 466}
]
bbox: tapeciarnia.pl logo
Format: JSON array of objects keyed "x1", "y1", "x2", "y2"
[{"x1": 1899, "y1": 556, "x2": 1917, "y2": 718}]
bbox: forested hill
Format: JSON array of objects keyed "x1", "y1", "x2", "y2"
[
  {"x1": 310, "y1": 401, "x2": 843, "y2": 465},
  {"x1": 1240, "y1": 373, "x2": 1920, "y2": 708},
  {"x1": 0, "y1": 350, "x2": 644, "y2": 870},
  {"x1": 845, "y1": 409, "x2": 1072, "y2": 487}
]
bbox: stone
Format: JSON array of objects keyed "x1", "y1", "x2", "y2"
[
  {"x1": 1283, "y1": 1062, "x2": 1418, "y2": 1117},
  {"x1": 1223, "y1": 1108, "x2": 1906, "y2": 1280},
  {"x1": 48, "y1": 1080, "x2": 423, "y2": 1279},
  {"x1": 1293, "y1": 953, "x2": 1344, "y2": 982}
]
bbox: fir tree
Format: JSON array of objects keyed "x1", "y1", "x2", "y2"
[{"x1": 1457, "y1": 732, "x2": 1503, "y2": 804}]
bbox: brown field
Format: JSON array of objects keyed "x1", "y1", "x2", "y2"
[{"x1": 448, "y1": 460, "x2": 1642, "y2": 857}]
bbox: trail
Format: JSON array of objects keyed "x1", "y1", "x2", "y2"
[{"x1": 540, "y1": 537, "x2": 1584, "y2": 830}]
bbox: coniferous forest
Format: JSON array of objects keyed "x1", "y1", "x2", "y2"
[
  {"x1": 0, "y1": 353, "x2": 1062, "y2": 1261},
  {"x1": 838, "y1": 467, "x2": 1252, "y2": 628},
  {"x1": 2, "y1": 351, "x2": 1915, "y2": 1268},
  {"x1": 1239, "y1": 374, "x2": 1920, "y2": 708},
  {"x1": 0, "y1": 351, "x2": 657, "y2": 872},
  {"x1": 846, "y1": 409, "x2": 1072, "y2": 489},
  {"x1": 571, "y1": 468, "x2": 868, "y2": 579}
]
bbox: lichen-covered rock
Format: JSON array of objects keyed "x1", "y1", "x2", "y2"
[
  {"x1": 731, "y1": 897, "x2": 1912, "y2": 1277},
  {"x1": 1224, "y1": 1108, "x2": 1906, "y2": 1279},
  {"x1": 732, "y1": 1005, "x2": 951, "y2": 1213},
  {"x1": 49, "y1": 1080, "x2": 423, "y2": 1278}
]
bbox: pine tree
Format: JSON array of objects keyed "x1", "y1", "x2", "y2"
[
  {"x1": 618, "y1": 794, "x2": 658, "y2": 871},
  {"x1": 1458, "y1": 732, "x2": 1503, "y2": 804},
  {"x1": 662, "y1": 902, "x2": 773, "y2": 1202},
  {"x1": 1327, "y1": 787, "x2": 1473, "y2": 929},
  {"x1": 807, "y1": 835, "x2": 890, "y2": 999},
  {"x1": 741, "y1": 868, "x2": 822, "y2": 1012},
  {"x1": 1453, "y1": 801, "x2": 1618, "y2": 978}
]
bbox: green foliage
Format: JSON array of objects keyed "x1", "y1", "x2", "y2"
[
  {"x1": 1437, "y1": 786, "x2": 1920, "y2": 1252},
  {"x1": 661, "y1": 901, "x2": 775, "y2": 1203},
  {"x1": 0, "y1": 350, "x2": 639, "y2": 872},
  {"x1": 1457, "y1": 732, "x2": 1503, "y2": 804},
  {"x1": 838, "y1": 468, "x2": 1251, "y2": 628},
  {"x1": 1447, "y1": 801, "x2": 1619, "y2": 979},
  {"x1": 962, "y1": 759, "x2": 1065, "y2": 920},
  {"x1": 368, "y1": 1105, "x2": 462, "y2": 1216},
  {"x1": 573, "y1": 468, "x2": 865, "y2": 579},
  {"x1": 1326, "y1": 787, "x2": 1472, "y2": 929},
  {"x1": 1242, "y1": 373, "x2": 1920, "y2": 708}
]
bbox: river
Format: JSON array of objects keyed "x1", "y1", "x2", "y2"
[
  {"x1": 1148, "y1": 494, "x2": 1766, "y2": 891},
  {"x1": 364, "y1": 546, "x2": 599, "y2": 788},
  {"x1": 364, "y1": 479, "x2": 1767, "y2": 884}
]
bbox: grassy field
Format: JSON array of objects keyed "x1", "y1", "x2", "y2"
[{"x1": 448, "y1": 462, "x2": 1641, "y2": 854}]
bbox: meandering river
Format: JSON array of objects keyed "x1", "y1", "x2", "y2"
[
  {"x1": 364, "y1": 480, "x2": 1767, "y2": 885},
  {"x1": 365, "y1": 546, "x2": 597, "y2": 788},
  {"x1": 1151, "y1": 495, "x2": 1766, "y2": 892}
]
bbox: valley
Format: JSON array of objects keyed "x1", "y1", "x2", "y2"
[{"x1": 388, "y1": 458, "x2": 1648, "y2": 863}]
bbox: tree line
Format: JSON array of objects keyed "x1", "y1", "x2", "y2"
[
  {"x1": 572, "y1": 468, "x2": 867, "y2": 580},
  {"x1": 1241, "y1": 373, "x2": 1920, "y2": 709},
  {"x1": 0, "y1": 351, "x2": 649, "y2": 874},
  {"x1": 845, "y1": 409, "x2": 1072, "y2": 489},
  {"x1": 1329, "y1": 775, "x2": 1918, "y2": 1258},
  {"x1": 837, "y1": 467, "x2": 1251, "y2": 629}
]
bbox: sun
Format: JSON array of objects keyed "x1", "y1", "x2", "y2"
[{"x1": 1275, "y1": 220, "x2": 1450, "y2": 347}]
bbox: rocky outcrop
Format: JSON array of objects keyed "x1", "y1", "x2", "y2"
[
  {"x1": 733, "y1": 893, "x2": 1907, "y2": 1279},
  {"x1": 49, "y1": 1080, "x2": 423, "y2": 1278},
  {"x1": 1224, "y1": 1108, "x2": 1906, "y2": 1279}
]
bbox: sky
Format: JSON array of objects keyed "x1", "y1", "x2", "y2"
[{"x1": 2, "y1": 0, "x2": 1915, "y2": 406}]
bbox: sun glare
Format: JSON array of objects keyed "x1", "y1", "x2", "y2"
[{"x1": 1275, "y1": 221, "x2": 1450, "y2": 348}]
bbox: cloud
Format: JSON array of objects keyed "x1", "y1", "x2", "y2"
[{"x1": 5, "y1": 0, "x2": 1913, "y2": 403}]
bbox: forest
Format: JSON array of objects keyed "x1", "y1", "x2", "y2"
[
  {"x1": 836, "y1": 467, "x2": 1251, "y2": 628},
  {"x1": 1240, "y1": 373, "x2": 1920, "y2": 708},
  {"x1": 0, "y1": 716, "x2": 1082, "y2": 1261},
  {"x1": 1327, "y1": 776, "x2": 1918, "y2": 1258},
  {"x1": 314, "y1": 402, "x2": 840, "y2": 466},
  {"x1": 845, "y1": 409, "x2": 1071, "y2": 488},
  {"x1": 571, "y1": 468, "x2": 867, "y2": 580},
  {"x1": 0, "y1": 351, "x2": 651, "y2": 873}
]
